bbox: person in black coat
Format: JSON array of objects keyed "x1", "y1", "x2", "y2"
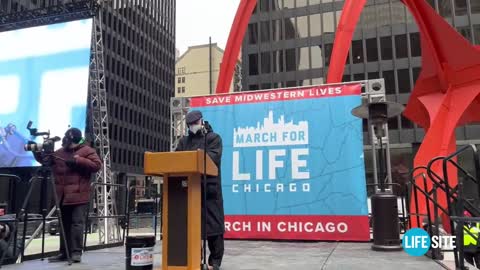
[{"x1": 175, "y1": 110, "x2": 225, "y2": 270}]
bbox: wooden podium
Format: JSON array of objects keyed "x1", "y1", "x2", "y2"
[{"x1": 144, "y1": 150, "x2": 218, "y2": 270}]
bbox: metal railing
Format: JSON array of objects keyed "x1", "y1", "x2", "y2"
[
  {"x1": 408, "y1": 144, "x2": 480, "y2": 269},
  {"x1": 83, "y1": 181, "x2": 128, "y2": 250},
  {"x1": 124, "y1": 185, "x2": 161, "y2": 241}
]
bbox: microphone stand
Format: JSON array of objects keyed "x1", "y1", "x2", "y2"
[{"x1": 201, "y1": 125, "x2": 209, "y2": 270}]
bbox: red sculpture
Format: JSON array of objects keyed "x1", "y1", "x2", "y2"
[
  {"x1": 216, "y1": 0, "x2": 257, "y2": 94},
  {"x1": 218, "y1": 0, "x2": 480, "y2": 231},
  {"x1": 327, "y1": 0, "x2": 480, "y2": 230}
]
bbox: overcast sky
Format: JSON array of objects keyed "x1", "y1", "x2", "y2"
[{"x1": 176, "y1": 0, "x2": 241, "y2": 55}]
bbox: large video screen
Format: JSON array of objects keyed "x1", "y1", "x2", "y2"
[{"x1": 0, "y1": 19, "x2": 93, "y2": 168}]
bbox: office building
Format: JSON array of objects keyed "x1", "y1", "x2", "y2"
[
  {"x1": 176, "y1": 43, "x2": 241, "y2": 97},
  {"x1": 103, "y1": 0, "x2": 175, "y2": 176}
]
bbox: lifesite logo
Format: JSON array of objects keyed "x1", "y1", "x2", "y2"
[{"x1": 402, "y1": 228, "x2": 456, "y2": 256}]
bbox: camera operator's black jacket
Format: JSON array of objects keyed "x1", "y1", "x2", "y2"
[
  {"x1": 34, "y1": 144, "x2": 102, "y2": 205},
  {"x1": 175, "y1": 123, "x2": 225, "y2": 237}
]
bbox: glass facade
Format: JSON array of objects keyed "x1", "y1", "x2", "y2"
[{"x1": 242, "y1": 0, "x2": 480, "y2": 195}]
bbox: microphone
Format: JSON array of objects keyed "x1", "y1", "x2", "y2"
[{"x1": 201, "y1": 121, "x2": 210, "y2": 135}]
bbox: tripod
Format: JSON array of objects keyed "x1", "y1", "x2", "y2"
[{"x1": 18, "y1": 165, "x2": 71, "y2": 265}]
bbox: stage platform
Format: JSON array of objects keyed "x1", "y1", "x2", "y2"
[{"x1": 2, "y1": 240, "x2": 449, "y2": 270}]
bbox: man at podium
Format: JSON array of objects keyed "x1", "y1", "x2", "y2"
[{"x1": 175, "y1": 110, "x2": 225, "y2": 270}]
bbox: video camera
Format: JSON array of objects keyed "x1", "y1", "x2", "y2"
[{"x1": 23, "y1": 121, "x2": 61, "y2": 165}]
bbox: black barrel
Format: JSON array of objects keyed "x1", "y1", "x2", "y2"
[
  {"x1": 125, "y1": 235, "x2": 156, "y2": 270},
  {"x1": 371, "y1": 193, "x2": 403, "y2": 251}
]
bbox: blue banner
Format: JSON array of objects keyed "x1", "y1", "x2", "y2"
[{"x1": 190, "y1": 84, "x2": 370, "y2": 240}]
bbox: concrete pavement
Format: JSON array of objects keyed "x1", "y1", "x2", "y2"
[{"x1": 2, "y1": 240, "x2": 446, "y2": 270}]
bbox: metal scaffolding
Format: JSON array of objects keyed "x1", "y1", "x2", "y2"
[
  {"x1": 170, "y1": 97, "x2": 190, "y2": 151},
  {"x1": 0, "y1": 0, "x2": 96, "y2": 32},
  {"x1": 88, "y1": 2, "x2": 119, "y2": 244}
]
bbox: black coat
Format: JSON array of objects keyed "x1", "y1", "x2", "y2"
[{"x1": 175, "y1": 123, "x2": 225, "y2": 237}]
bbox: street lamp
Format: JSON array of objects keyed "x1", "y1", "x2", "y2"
[{"x1": 352, "y1": 101, "x2": 404, "y2": 251}]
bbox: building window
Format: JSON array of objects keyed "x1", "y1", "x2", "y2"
[
  {"x1": 410, "y1": 32, "x2": 421, "y2": 57},
  {"x1": 383, "y1": 70, "x2": 395, "y2": 95},
  {"x1": 309, "y1": 14, "x2": 321, "y2": 37},
  {"x1": 311, "y1": 45, "x2": 323, "y2": 69},
  {"x1": 182, "y1": 87, "x2": 185, "y2": 93},
  {"x1": 401, "y1": 115, "x2": 414, "y2": 129},
  {"x1": 388, "y1": 116, "x2": 399, "y2": 130},
  {"x1": 438, "y1": 0, "x2": 453, "y2": 18},
  {"x1": 260, "y1": 21, "x2": 270, "y2": 43},
  {"x1": 312, "y1": 77, "x2": 324, "y2": 85},
  {"x1": 324, "y1": 43, "x2": 333, "y2": 66},
  {"x1": 397, "y1": 69, "x2": 411, "y2": 93},
  {"x1": 273, "y1": 50, "x2": 284, "y2": 72},
  {"x1": 395, "y1": 34, "x2": 408, "y2": 58},
  {"x1": 271, "y1": 0, "x2": 282, "y2": 10},
  {"x1": 261, "y1": 83, "x2": 272, "y2": 89},
  {"x1": 260, "y1": 0, "x2": 269, "y2": 11},
  {"x1": 283, "y1": 0, "x2": 295, "y2": 9},
  {"x1": 177, "y1": 77, "x2": 181, "y2": 83},
  {"x1": 380, "y1": 36, "x2": 393, "y2": 60},
  {"x1": 353, "y1": 73, "x2": 365, "y2": 81},
  {"x1": 261, "y1": 52, "x2": 271, "y2": 74},
  {"x1": 249, "y1": 54, "x2": 259, "y2": 75},
  {"x1": 286, "y1": 81, "x2": 297, "y2": 87},
  {"x1": 454, "y1": 0, "x2": 468, "y2": 16},
  {"x1": 323, "y1": 12, "x2": 335, "y2": 33},
  {"x1": 297, "y1": 16, "x2": 309, "y2": 39},
  {"x1": 473, "y1": 1, "x2": 480, "y2": 13},
  {"x1": 249, "y1": 84, "x2": 259, "y2": 90},
  {"x1": 272, "y1": 20, "x2": 283, "y2": 41},
  {"x1": 412, "y1": 67, "x2": 421, "y2": 83},
  {"x1": 177, "y1": 67, "x2": 185, "y2": 75},
  {"x1": 297, "y1": 0, "x2": 307, "y2": 7},
  {"x1": 368, "y1": 72, "x2": 379, "y2": 79},
  {"x1": 284, "y1": 18, "x2": 296, "y2": 40},
  {"x1": 285, "y1": 48, "x2": 296, "y2": 72},
  {"x1": 248, "y1": 23, "x2": 258, "y2": 44},
  {"x1": 298, "y1": 47, "x2": 310, "y2": 70},
  {"x1": 366, "y1": 38, "x2": 378, "y2": 62},
  {"x1": 351, "y1": 40, "x2": 364, "y2": 64},
  {"x1": 182, "y1": 77, "x2": 185, "y2": 83}
]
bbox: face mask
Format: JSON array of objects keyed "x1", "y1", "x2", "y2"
[{"x1": 189, "y1": 124, "x2": 202, "y2": 134}]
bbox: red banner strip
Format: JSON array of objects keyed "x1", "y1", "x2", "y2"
[
  {"x1": 191, "y1": 84, "x2": 362, "y2": 107},
  {"x1": 224, "y1": 215, "x2": 370, "y2": 241}
]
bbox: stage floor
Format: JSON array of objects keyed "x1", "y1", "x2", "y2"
[{"x1": 3, "y1": 240, "x2": 446, "y2": 270}]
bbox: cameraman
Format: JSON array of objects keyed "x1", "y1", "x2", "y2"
[{"x1": 33, "y1": 128, "x2": 101, "y2": 263}]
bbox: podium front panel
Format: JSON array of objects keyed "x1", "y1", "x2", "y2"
[{"x1": 167, "y1": 177, "x2": 188, "y2": 266}]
